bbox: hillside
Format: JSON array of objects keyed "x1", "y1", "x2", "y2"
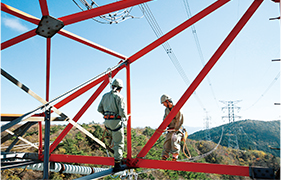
[
  {"x1": 1, "y1": 122, "x2": 280, "y2": 180},
  {"x1": 189, "y1": 120, "x2": 280, "y2": 157}
]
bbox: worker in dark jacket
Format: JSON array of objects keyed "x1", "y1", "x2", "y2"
[
  {"x1": 98, "y1": 79, "x2": 127, "y2": 172},
  {"x1": 160, "y1": 94, "x2": 184, "y2": 161}
]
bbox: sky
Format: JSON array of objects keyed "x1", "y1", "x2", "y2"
[{"x1": 1, "y1": 0, "x2": 280, "y2": 134}]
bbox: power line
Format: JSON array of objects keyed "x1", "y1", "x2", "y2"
[
  {"x1": 139, "y1": 3, "x2": 208, "y2": 113},
  {"x1": 244, "y1": 71, "x2": 280, "y2": 110},
  {"x1": 182, "y1": 0, "x2": 220, "y2": 109}
]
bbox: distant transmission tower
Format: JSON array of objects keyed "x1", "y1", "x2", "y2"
[
  {"x1": 220, "y1": 100, "x2": 242, "y2": 149},
  {"x1": 203, "y1": 113, "x2": 211, "y2": 141}
]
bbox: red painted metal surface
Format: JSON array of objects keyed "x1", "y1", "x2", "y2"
[
  {"x1": 134, "y1": 159, "x2": 249, "y2": 177},
  {"x1": 50, "y1": 154, "x2": 114, "y2": 166},
  {"x1": 1, "y1": 3, "x2": 40, "y2": 25},
  {"x1": 126, "y1": 64, "x2": 132, "y2": 160},
  {"x1": 1, "y1": 29, "x2": 37, "y2": 50},
  {"x1": 59, "y1": 0, "x2": 152, "y2": 25},
  {"x1": 135, "y1": 0, "x2": 264, "y2": 160},
  {"x1": 48, "y1": 155, "x2": 249, "y2": 177},
  {"x1": 38, "y1": 0, "x2": 49, "y2": 16},
  {"x1": 38, "y1": 121, "x2": 43, "y2": 160},
  {"x1": 58, "y1": 30, "x2": 128, "y2": 60}
]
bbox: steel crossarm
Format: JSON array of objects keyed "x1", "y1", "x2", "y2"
[
  {"x1": 58, "y1": 0, "x2": 152, "y2": 25},
  {"x1": 127, "y1": 0, "x2": 230, "y2": 64},
  {"x1": 58, "y1": 29, "x2": 128, "y2": 60},
  {"x1": 134, "y1": 0, "x2": 264, "y2": 161},
  {"x1": 133, "y1": 159, "x2": 250, "y2": 177},
  {"x1": 1, "y1": 3, "x2": 40, "y2": 25},
  {"x1": 38, "y1": 0, "x2": 49, "y2": 16},
  {"x1": 1, "y1": 29, "x2": 37, "y2": 50}
]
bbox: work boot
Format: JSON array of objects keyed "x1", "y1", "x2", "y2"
[
  {"x1": 172, "y1": 153, "x2": 179, "y2": 161},
  {"x1": 113, "y1": 160, "x2": 125, "y2": 172},
  {"x1": 161, "y1": 155, "x2": 168, "y2": 161}
]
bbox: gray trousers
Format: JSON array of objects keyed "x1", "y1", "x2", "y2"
[
  {"x1": 162, "y1": 131, "x2": 182, "y2": 158},
  {"x1": 104, "y1": 119, "x2": 124, "y2": 161}
]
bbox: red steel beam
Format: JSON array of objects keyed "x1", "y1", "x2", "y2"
[
  {"x1": 58, "y1": 0, "x2": 152, "y2": 25},
  {"x1": 134, "y1": 159, "x2": 249, "y2": 177},
  {"x1": 127, "y1": 0, "x2": 230, "y2": 64},
  {"x1": 1, "y1": 29, "x2": 37, "y2": 50},
  {"x1": 48, "y1": 155, "x2": 249, "y2": 177},
  {"x1": 126, "y1": 64, "x2": 132, "y2": 160},
  {"x1": 38, "y1": 122, "x2": 43, "y2": 160},
  {"x1": 135, "y1": 0, "x2": 264, "y2": 161},
  {"x1": 1, "y1": 3, "x2": 40, "y2": 25},
  {"x1": 58, "y1": 29, "x2": 128, "y2": 60},
  {"x1": 49, "y1": 154, "x2": 114, "y2": 166},
  {"x1": 38, "y1": 0, "x2": 49, "y2": 16}
]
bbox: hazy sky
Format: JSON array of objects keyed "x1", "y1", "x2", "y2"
[{"x1": 1, "y1": 0, "x2": 280, "y2": 132}]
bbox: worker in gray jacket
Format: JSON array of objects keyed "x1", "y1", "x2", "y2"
[
  {"x1": 98, "y1": 79, "x2": 127, "y2": 172},
  {"x1": 160, "y1": 94, "x2": 184, "y2": 161}
]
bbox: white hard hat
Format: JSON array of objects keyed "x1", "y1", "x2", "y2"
[
  {"x1": 112, "y1": 79, "x2": 123, "y2": 88},
  {"x1": 160, "y1": 94, "x2": 172, "y2": 104}
]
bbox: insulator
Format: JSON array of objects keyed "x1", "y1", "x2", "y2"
[
  {"x1": 19, "y1": 161, "x2": 110, "y2": 175},
  {"x1": 63, "y1": 164, "x2": 92, "y2": 175},
  {"x1": 26, "y1": 162, "x2": 61, "y2": 172}
]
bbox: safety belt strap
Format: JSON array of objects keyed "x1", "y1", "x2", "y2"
[{"x1": 105, "y1": 122, "x2": 123, "y2": 132}]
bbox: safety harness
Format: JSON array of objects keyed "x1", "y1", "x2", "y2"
[{"x1": 165, "y1": 101, "x2": 191, "y2": 159}]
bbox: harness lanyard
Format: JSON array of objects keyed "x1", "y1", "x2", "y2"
[{"x1": 182, "y1": 130, "x2": 191, "y2": 158}]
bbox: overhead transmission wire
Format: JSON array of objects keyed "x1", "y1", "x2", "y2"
[
  {"x1": 139, "y1": 3, "x2": 207, "y2": 113},
  {"x1": 182, "y1": 0, "x2": 220, "y2": 109},
  {"x1": 244, "y1": 71, "x2": 280, "y2": 110}
]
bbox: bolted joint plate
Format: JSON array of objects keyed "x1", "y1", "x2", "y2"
[
  {"x1": 36, "y1": 16, "x2": 64, "y2": 38},
  {"x1": 249, "y1": 166, "x2": 275, "y2": 179}
]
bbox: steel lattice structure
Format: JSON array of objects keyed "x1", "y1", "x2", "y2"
[{"x1": 1, "y1": 0, "x2": 280, "y2": 179}]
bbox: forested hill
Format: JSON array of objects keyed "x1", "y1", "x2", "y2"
[
  {"x1": 1, "y1": 122, "x2": 280, "y2": 179},
  {"x1": 189, "y1": 120, "x2": 280, "y2": 157}
]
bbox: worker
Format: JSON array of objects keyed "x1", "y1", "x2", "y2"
[
  {"x1": 98, "y1": 78, "x2": 127, "y2": 172},
  {"x1": 160, "y1": 94, "x2": 184, "y2": 161}
]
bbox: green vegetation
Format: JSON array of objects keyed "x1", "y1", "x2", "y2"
[{"x1": 1, "y1": 120, "x2": 280, "y2": 179}]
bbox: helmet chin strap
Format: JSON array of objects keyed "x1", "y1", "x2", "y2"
[
  {"x1": 112, "y1": 86, "x2": 117, "y2": 92},
  {"x1": 166, "y1": 100, "x2": 173, "y2": 111}
]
